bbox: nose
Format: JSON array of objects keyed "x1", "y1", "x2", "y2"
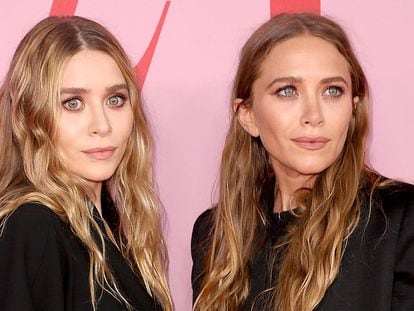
[
  {"x1": 88, "y1": 104, "x2": 112, "y2": 136},
  {"x1": 300, "y1": 94, "x2": 324, "y2": 126}
]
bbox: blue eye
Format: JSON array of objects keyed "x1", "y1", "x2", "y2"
[
  {"x1": 107, "y1": 94, "x2": 126, "y2": 107},
  {"x1": 276, "y1": 86, "x2": 296, "y2": 97},
  {"x1": 62, "y1": 98, "x2": 83, "y2": 111},
  {"x1": 324, "y1": 86, "x2": 343, "y2": 97}
]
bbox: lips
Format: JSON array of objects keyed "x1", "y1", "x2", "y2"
[
  {"x1": 82, "y1": 146, "x2": 117, "y2": 160},
  {"x1": 291, "y1": 137, "x2": 330, "y2": 150}
]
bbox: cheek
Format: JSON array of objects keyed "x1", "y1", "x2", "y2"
[
  {"x1": 336, "y1": 125, "x2": 350, "y2": 157},
  {"x1": 116, "y1": 111, "x2": 134, "y2": 145},
  {"x1": 55, "y1": 110, "x2": 86, "y2": 142},
  {"x1": 335, "y1": 105, "x2": 353, "y2": 134},
  {"x1": 54, "y1": 132, "x2": 76, "y2": 163},
  {"x1": 55, "y1": 122, "x2": 78, "y2": 154},
  {"x1": 253, "y1": 103, "x2": 292, "y2": 143},
  {"x1": 57, "y1": 126, "x2": 78, "y2": 143},
  {"x1": 330, "y1": 109, "x2": 353, "y2": 155},
  {"x1": 54, "y1": 112, "x2": 89, "y2": 161}
]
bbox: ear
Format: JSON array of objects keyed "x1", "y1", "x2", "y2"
[
  {"x1": 348, "y1": 96, "x2": 360, "y2": 134},
  {"x1": 353, "y1": 96, "x2": 360, "y2": 104},
  {"x1": 352, "y1": 96, "x2": 360, "y2": 111},
  {"x1": 234, "y1": 98, "x2": 260, "y2": 137}
]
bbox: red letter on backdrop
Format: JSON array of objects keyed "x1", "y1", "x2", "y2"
[
  {"x1": 50, "y1": 0, "x2": 78, "y2": 16},
  {"x1": 48, "y1": 0, "x2": 170, "y2": 89},
  {"x1": 135, "y1": 1, "x2": 171, "y2": 88},
  {"x1": 270, "y1": 0, "x2": 320, "y2": 16}
]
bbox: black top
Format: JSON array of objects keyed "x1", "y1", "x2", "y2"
[
  {"x1": 191, "y1": 181, "x2": 414, "y2": 310},
  {"x1": 0, "y1": 195, "x2": 162, "y2": 311}
]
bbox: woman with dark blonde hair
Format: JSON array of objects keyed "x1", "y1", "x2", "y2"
[
  {"x1": 0, "y1": 16, "x2": 172, "y2": 310},
  {"x1": 192, "y1": 13, "x2": 414, "y2": 310}
]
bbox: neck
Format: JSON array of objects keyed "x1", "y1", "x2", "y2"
[
  {"x1": 273, "y1": 168, "x2": 316, "y2": 213},
  {"x1": 89, "y1": 181, "x2": 103, "y2": 215}
]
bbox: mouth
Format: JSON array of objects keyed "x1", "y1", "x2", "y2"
[
  {"x1": 291, "y1": 137, "x2": 330, "y2": 150},
  {"x1": 82, "y1": 146, "x2": 117, "y2": 160}
]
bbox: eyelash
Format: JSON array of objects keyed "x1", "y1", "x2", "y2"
[
  {"x1": 61, "y1": 93, "x2": 128, "y2": 111},
  {"x1": 275, "y1": 85, "x2": 297, "y2": 97},
  {"x1": 62, "y1": 97, "x2": 83, "y2": 111},
  {"x1": 108, "y1": 93, "x2": 127, "y2": 107},
  {"x1": 324, "y1": 85, "x2": 344, "y2": 97},
  {"x1": 274, "y1": 85, "x2": 345, "y2": 97}
]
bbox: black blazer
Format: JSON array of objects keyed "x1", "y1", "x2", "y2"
[
  {"x1": 191, "y1": 181, "x2": 414, "y2": 310},
  {"x1": 0, "y1": 200, "x2": 162, "y2": 311}
]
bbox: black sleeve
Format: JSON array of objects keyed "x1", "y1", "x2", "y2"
[
  {"x1": 0, "y1": 203, "x2": 66, "y2": 311},
  {"x1": 391, "y1": 183, "x2": 414, "y2": 309},
  {"x1": 191, "y1": 208, "x2": 214, "y2": 303}
]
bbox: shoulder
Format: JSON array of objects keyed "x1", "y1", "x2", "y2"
[
  {"x1": 0, "y1": 202, "x2": 67, "y2": 287},
  {"x1": 192, "y1": 208, "x2": 214, "y2": 243},
  {"x1": 191, "y1": 208, "x2": 215, "y2": 257},
  {"x1": 193, "y1": 208, "x2": 214, "y2": 231},
  {"x1": 8, "y1": 201, "x2": 60, "y2": 220},
  {"x1": 378, "y1": 180, "x2": 414, "y2": 201},
  {"x1": 191, "y1": 208, "x2": 215, "y2": 295},
  {"x1": 3, "y1": 202, "x2": 62, "y2": 236},
  {"x1": 0, "y1": 202, "x2": 68, "y2": 255},
  {"x1": 375, "y1": 180, "x2": 414, "y2": 216},
  {"x1": 370, "y1": 180, "x2": 414, "y2": 243},
  {"x1": 373, "y1": 181, "x2": 414, "y2": 307}
]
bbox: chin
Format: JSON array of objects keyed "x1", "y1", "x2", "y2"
[
  {"x1": 296, "y1": 160, "x2": 335, "y2": 176},
  {"x1": 81, "y1": 170, "x2": 117, "y2": 183},
  {"x1": 297, "y1": 161, "x2": 330, "y2": 175},
  {"x1": 88, "y1": 175, "x2": 115, "y2": 182}
]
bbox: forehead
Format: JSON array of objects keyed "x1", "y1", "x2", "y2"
[
  {"x1": 60, "y1": 49, "x2": 126, "y2": 87},
  {"x1": 258, "y1": 35, "x2": 351, "y2": 82}
]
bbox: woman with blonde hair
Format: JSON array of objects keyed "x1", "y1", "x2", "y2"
[
  {"x1": 192, "y1": 13, "x2": 414, "y2": 310},
  {"x1": 0, "y1": 16, "x2": 172, "y2": 310}
]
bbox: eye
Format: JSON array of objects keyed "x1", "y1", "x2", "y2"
[
  {"x1": 276, "y1": 85, "x2": 297, "y2": 97},
  {"x1": 107, "y1": 94, "x2": 126, "y2": 107},
  {"x1": 324, "y1": 86, "x2": 343, "y2": 97},
  {"x1": 62, "y1": 98, "x2": 83, "y2": 111}
]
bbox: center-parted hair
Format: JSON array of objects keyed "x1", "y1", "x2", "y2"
[
  {"x1": 0, "y1": 16, "x2": 172, "y2": 310},
  {"x1": 193, "y1": 13, "x2": 373, "y2": 311}
]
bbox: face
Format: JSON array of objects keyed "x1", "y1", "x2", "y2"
[
  {"x1": 56, "y1": 49, "x2": 133, "y2": 191},
  {"x1": 238, "y1": 35, "x2": 356, "y2": 182}
]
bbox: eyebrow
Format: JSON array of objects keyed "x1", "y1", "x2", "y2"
[
  {"x1": 60, "y1": 83, "x2": 129, "y2": 95},
  {"x1": 320, "y1": 76, "x2": 349, "y2": 86},
  {"x1": 267, "y1": 76, "x2": 349, "y2": 89},
  {"x1": 60, "y1": 87, "x2": 87, "y2": 95},
  {"x1": 106, "y1": 83, "x2": 129, "y2": 93},
  {"x1": 267, "y1": 76, "x2": 302, "y2": 89}
]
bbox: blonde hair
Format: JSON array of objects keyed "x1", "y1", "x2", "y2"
[
  {"x1": 0, "y1": 16, "x2": 172, "y2": 310},
  {"x1": 194, "y1": 13, "x2": 376, "y2": 311}
]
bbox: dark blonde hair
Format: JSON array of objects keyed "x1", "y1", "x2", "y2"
[
  {"x1": 194, "y1": 13, "x2": 372, "y2": 311},
  {"x1": 0, "y1": 16, "x2": 172, "y2": 310}
]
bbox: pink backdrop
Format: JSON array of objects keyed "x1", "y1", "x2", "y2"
[{"x1": 1, "y1": 1, "x2": 413, "y2": 310}]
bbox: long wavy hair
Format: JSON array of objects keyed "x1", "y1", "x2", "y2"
[
  {"x1": 0, "y1": 16, "x2": 172, "y2": 310},
  {"x1": 194, "y1": 13, "x2": 375, "y2": 311}
]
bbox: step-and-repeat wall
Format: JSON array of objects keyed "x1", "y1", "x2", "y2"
[{"x1": 1, "y1": 1, "x2": 413, "y2": 309}]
